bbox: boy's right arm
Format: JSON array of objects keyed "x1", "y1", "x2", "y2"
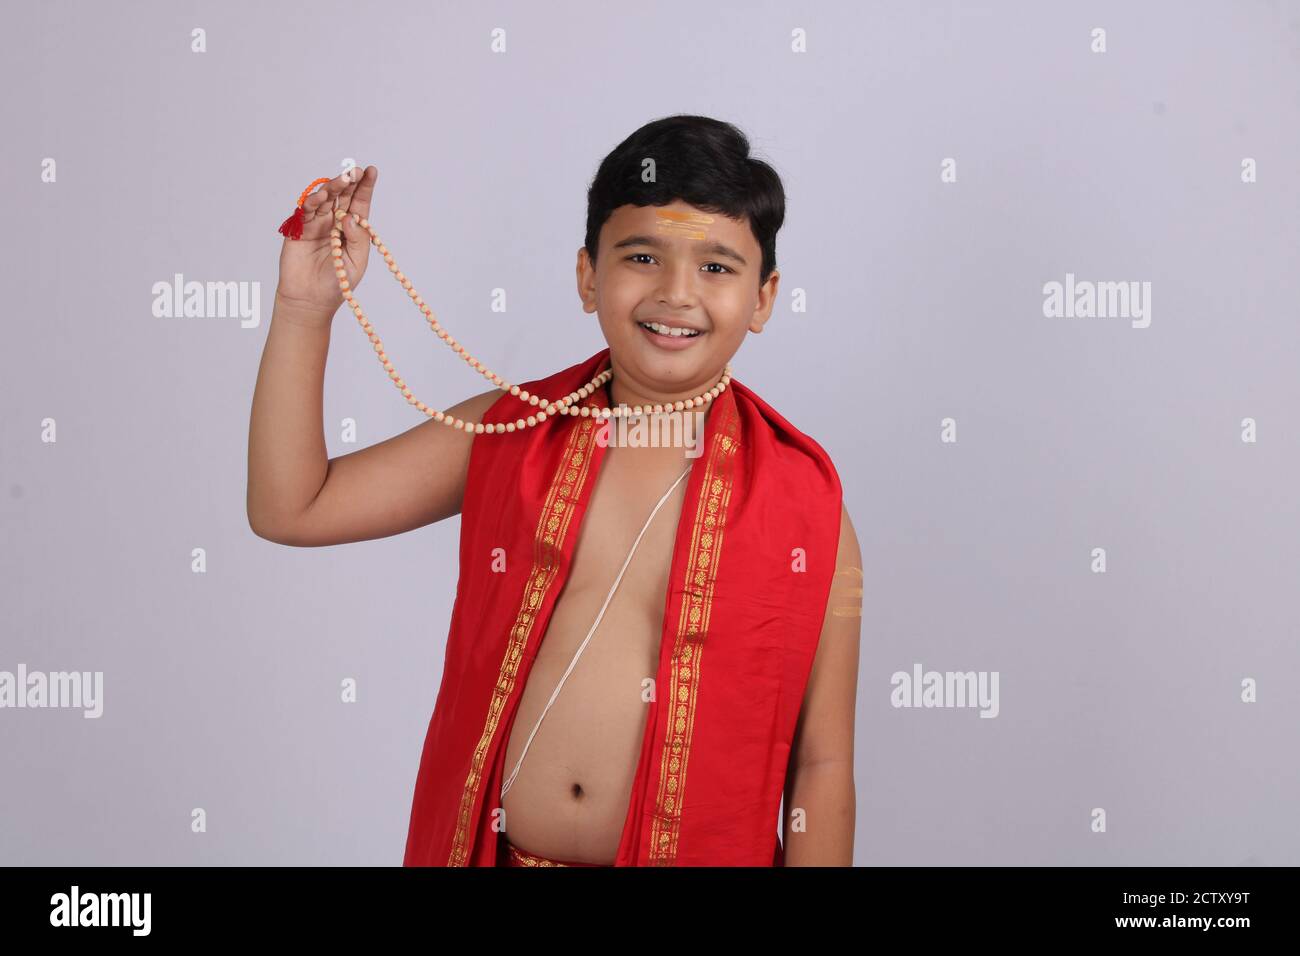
[
  {"x1": 246, "y1": 294, "x2": 504, "y2": 547},
  {"x1": 246, "y1": 163, "x2": 505, "y2": 547}
]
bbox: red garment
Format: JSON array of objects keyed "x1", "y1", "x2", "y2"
[{"x1": 403, "y1": 347, "x2": 843, "y2": 866}]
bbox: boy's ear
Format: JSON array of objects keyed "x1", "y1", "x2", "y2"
[
  {"x1": 576, "y1": 247, "x2": 597, "y2": 313},
  {"x1": 749, "y1": 268, "x2": 780, "y2": 333}
]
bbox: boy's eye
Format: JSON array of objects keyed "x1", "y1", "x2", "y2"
[{"x1": 625, "y1": 254, "x2": 732, "y2": 275}]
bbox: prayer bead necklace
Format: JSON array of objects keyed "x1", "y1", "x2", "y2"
[{"x1": 277, "y1": 181, "x2": 732, "y2": 436}]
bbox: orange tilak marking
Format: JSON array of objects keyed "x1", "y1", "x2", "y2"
[
  {"x1": 831, "y1": 566, "x2": 863, "y2": 597},
  {"x1": 831, "y1": 566, "x2": 863, "y2": 614},
  {"x1": 655, "y1": 209, "x2": 714, "y2": 241}
]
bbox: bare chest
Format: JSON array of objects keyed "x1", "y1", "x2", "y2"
[{"x1": 499, "y1": 455, "x2": 690, "y2": 864}]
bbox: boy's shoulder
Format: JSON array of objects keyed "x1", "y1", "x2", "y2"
[{"x1": 729, "y1": 376, "x2": 843, "y2": 491}]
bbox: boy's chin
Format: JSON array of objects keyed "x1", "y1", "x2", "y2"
[
  {"x1": 614, "y1": 341, "x2": 706, "y2": 372},
  {"x1": 609, "y1": 344, "x2": 733, "y2": 393}
]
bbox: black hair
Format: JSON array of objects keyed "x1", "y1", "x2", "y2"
[{"x1": 584, "y1": 115, "x2": 786, "y2": 287}]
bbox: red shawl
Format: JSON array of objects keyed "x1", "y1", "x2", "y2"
[{"x1": 403, "y1": 347, "x2": 842, "y2": 866}]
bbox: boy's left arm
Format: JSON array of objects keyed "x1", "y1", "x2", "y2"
[{"x1": 782, "y1": 502, "x2": 862, "y2": 866}]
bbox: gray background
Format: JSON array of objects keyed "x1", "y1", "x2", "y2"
[{"x1": 2, "y1": 0, "x2": 1297, "y2": 865}]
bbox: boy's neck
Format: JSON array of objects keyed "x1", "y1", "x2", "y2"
[
  {"x1": 599, "y1": 367, "x2": 722, "y2": 464},
  {"x1": 605, "y1": 366, "x2": 726, "y2": 418}
]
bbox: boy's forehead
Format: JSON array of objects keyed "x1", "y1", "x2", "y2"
[{"x1": 604, "y1": 201, "x2": 755, "y2": 252}]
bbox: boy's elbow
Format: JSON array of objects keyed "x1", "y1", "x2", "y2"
[
  {"x1": 247, "y1": 512, "x2": 280, "y2": 543},
  {"x1": 247, "y1": 509, "x2": 300, "y2": 546}
]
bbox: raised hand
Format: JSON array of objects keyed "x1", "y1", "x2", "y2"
[{"x1": 275, "y1": 165, "x2": 379, "y2": 319}]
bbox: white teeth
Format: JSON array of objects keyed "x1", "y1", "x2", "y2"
[{"x1": 640, "y1": 321, "x2": 701, "y2": 338}]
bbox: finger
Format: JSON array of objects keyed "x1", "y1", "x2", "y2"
[
  {"x1": 325, "y1": 166, "x2": 356, "y2": 197},
  {"x1": 343, "y1": 166, "x2": 378, "y2": 222},
  {"x1": 304, "y1": 167, "x2": 356, "y2": 219},
  {"x1": 306, "y1": 198, "x2": 338, "y2": 232},
  {"x1": 302, "y1": 178, "x2": 342, "y2": 219},
  {"x1": 336, "y1": 166, "x2": 363, "y2": 216},
  {"x1": 341, "y1": 214, "x2": 371, "y2": 270},
  {"x1": 292, "y1": 207, "x2": 331, "y2": 242},
  {"x1": 339, "y1": 209, "x2": 355, "y2": 241},
  {"x1": 301, "y1": 181, "x2": 331, "y2": 217},
  {"x1": 310, "y1": 179, "x2": 358, "y2": 228}
]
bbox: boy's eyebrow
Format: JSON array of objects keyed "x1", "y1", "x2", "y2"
[{"x1": 612, "y1": 234, "x2": 749, "y2": 267}]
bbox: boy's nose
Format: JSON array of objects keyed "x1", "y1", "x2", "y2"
[{"x1": 654, "y1": 261, "x2": 700, "y2": 305}]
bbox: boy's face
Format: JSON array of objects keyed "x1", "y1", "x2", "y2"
[{"x1": 576, "y1": 200, "x2": 778, "y2": 401}]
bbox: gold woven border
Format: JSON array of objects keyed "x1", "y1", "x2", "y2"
[
  {"x1": 447, "y1": 415, "x2": 597, "y2": 866},
  {"x1": 647, "y1": 397, "x2": 742, "y2": 864},
  {"x1": 506, "y1": 842, "x2": 570, "y2": 867}
]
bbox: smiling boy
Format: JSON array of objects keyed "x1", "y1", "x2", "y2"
[{"x1": 248, "y1": 115, "x2": 861, "y2": 866}]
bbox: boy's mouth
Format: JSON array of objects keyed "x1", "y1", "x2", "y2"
[{"x1": 636, "y1": 320, "x2": 706, "y2": 350}]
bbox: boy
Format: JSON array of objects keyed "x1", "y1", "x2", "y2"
[{"x1": 247, "y1": 115, "x2": 861, "y2": 866}]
